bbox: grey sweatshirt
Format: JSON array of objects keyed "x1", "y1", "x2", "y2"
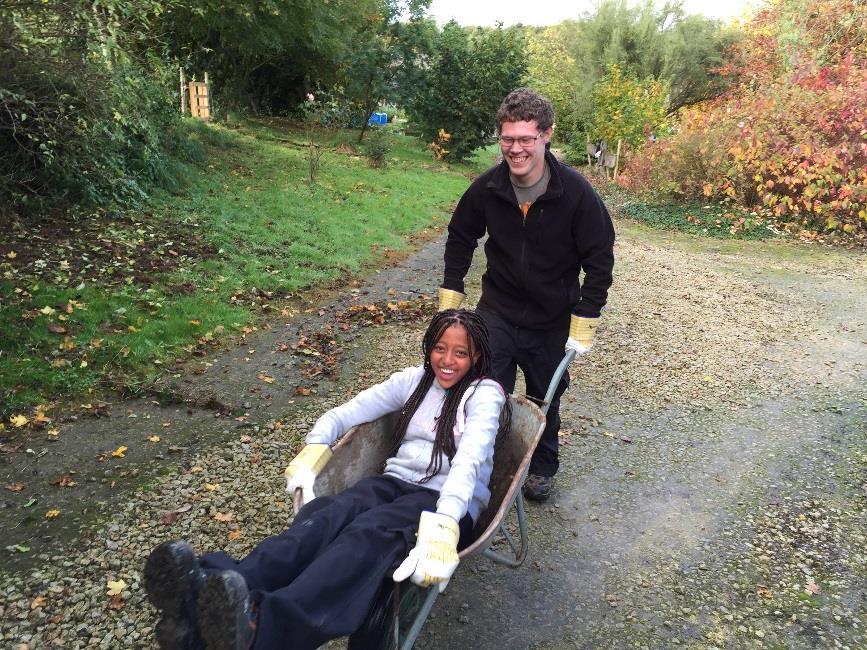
[{"x1": 306, "y1": 366, "x2": 505, "y2": 523}]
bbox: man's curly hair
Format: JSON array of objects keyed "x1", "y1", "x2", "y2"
[{"x1": 495, "y1": 87, "x2": 555, "y2": 132}]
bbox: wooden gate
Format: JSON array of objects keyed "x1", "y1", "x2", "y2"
[
  {"x1": 188, "y1": 81, "x2": 210, "y2": 120},
  {"x1": 179, "y1": 68, "x2": 211, "y2": 120}
]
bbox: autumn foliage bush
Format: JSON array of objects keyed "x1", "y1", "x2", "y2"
[{"x1": 618, "y1": 0, "x2": 867, "y2": 239}]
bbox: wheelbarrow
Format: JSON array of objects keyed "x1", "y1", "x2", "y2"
[{"x1": 292, "y1": 350, "x2": 575, "y2": 649}]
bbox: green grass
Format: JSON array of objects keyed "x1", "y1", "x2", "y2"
[{"x1": 0, "y1": 119, "x2": 490, "y2": 419}]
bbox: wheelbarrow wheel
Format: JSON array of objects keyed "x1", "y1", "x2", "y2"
[{"x1": 348, "y1": 580, "x2": 425, "y2": 650}]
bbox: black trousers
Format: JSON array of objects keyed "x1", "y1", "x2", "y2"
[
  {"x1": 479, "y1": 308, "x2": 569, "y2": 477},
  {"x1": 199, "y1": 475, "x2": 473, "y2": 650}
]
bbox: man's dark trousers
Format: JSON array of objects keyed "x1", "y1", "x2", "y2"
[{"x1": 479, "y1": 308, "x2": 569, "y2": 477}]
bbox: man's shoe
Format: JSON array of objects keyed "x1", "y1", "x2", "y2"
[
  {"x1": 197, "y1": 570, "x2": 256, "y2": 650},
  {"x1": 144, "y1": 540, "x2": 205, "y2": 649},
  {"x1": 522, "y1": 474, "x2": 553, "y2": 502}
]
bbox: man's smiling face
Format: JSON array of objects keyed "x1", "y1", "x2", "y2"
[{"x1": 499, "y1": 119, "x2": 552, "y2": 186}]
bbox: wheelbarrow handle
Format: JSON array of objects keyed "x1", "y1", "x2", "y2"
[{"x1": 541, "y1": 349, "x2": 576, "y2": 416}]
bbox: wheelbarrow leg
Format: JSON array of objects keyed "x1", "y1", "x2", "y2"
[
  {"x1": 481, "y1": 489, "x2": 529, "y2": 567},
  {"x1": 394, "y1": 585, "x2": 439, "y2": 650}
]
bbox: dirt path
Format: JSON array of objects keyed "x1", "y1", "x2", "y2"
[{"x1": 1, "y1": 221, "x2": 865, "y2": 649}]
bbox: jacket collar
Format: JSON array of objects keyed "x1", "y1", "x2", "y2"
[{"x1": 486, "y1": 150, "x2": 565, "y2": 202}]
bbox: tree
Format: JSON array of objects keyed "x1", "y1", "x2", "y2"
[
  {"x1": 338, "y1": 1, "x2": 433, "y2": 142},
  {"x1": 408, "y1": 21, "x2": 527, "y2": 161},
  {"x1": 620, "y1": 0, "x2": 867, "y2": 237},
  {"x1": 156, "y1": 0, "x2": 385, "y2": 113},
  {"x1": 524, "y1": 26, "x2": 581, "y2": 143},
  {"x1": 1, "y1": 0, "x2": 187, "y2": 212},
  {"x1": 663, "y1": 14, "x2": 741, "y2": 112},
  {"x1": 589, "y1": 64, "x2": 668, "y2": 152},
  {"x1": 545, "y1": 0, "x2": 738, "y2": 138}
]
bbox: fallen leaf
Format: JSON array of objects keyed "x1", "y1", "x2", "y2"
[
  {"x1": 45, "y1": 508, "x2": 61, "y2": 518},
  {"x1": 51, "y1": 475, "x2": 77, "y2": 487},
  {"x1": 30, "y1": 595, "x2": 47, "y2": 610},
  {"x1": 294, "y1": 386, "x2": 312, "y2": 396},
  {"x1": 805, "y1": 581, "x2": 821, "y2": 595},
  {"x1": 213, "y1": 512, "x2": 233, "y2": 522},
  {"x1": 107, "y1": 593, "x2": 125, "y2": 610},
  {"x1": 47, "y1": 323, "x2": 67, "y2": 334},
  {"x1": 228, "y1": 530, "x2": 241, "y2": 540},
  {"x1": 107, "y1": 579, "x2": 127, "y2": 596},
  {"x1": 240, "y1": 435, "x2": 253, "y2": 443},
  {"x1": 205, "y1": 483, "x2": 220, "y2": 491},
  {"x1": 10, "y1": 414, "x2": 29, "y2": 428},
  {"x1": 604, "y1": 594, "x2": 623, "y2": 607},
  {"x1": 33, "y1": 410, "x2": 51, "y2": 424},
  {"x1": 47, "y1": 428, "x2": 60, "y2": 437},
  {"x1": 111, "y1": 445, "x2": 128, "y2": 458},
  {"x1": 158, "y1": 511, "x2": 179, "y2": 525},
  {"x1": 257, "y1": 374, "x2": 275, "y2": 384},
  {"x1": 5, "y1": 482, "x2": 25, "y2": 492},
  {"x1": 147, "y1": 435, "x2": 161, "y2": 443},
  {"x1": 755, "y1": 584, "x2": 773, "y2": 599}
]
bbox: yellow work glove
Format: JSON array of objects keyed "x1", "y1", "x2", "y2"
[
  {"x1": 565, "y1": 315, "x2": 598, "y2": 356},
  {"x1": 393, "y1": 511, "x2": 460, "y2": 593},
  {"x1": 284, "y1": 443, "x2": 332, "y2": 506},
  {"x1": 437, "y1": 288, "x2": 465, "y2": 311}
]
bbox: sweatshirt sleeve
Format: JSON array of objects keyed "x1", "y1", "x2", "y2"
[
  {"x1": 573, "y1": 180, "x2": 615, "y2": 318},
  {"x1": 436, "y1": 379, "x2": 506, "y2": 522},
  {"x1": 306, "y1": 366, "x2": 423, "y2": 445},
  {"x1": 442, "y1": 181, "x2": 487, "y2": 294}
]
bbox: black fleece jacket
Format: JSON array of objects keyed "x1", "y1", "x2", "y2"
[{"x1": 442, "y1": 151, "x2": 615, "y2": 330}]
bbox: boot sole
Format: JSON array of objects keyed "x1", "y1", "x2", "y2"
[
  {"x1": 144, "y1": 540, "x2": 199, "y2": 616},
  {"x1": 197, "y1": 571, "x2": 253, "y2": 650}
]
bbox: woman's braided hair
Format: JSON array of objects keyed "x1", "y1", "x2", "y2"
[{"x1": 388, "y1": 309, "x2": 512, "y2": 482}]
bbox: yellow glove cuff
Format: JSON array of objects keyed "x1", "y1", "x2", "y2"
[
  {"x1": 284, "y1": 443, "x2": 332, "y2": 479},
  {"x1": 417, "y1": 511, "x2": 459, "y2": 546},
  {"x1": 569, "y1": 315, "x2": 598, "y2": 347},
  {"x1": 437, "y1": 288, "x2": 465, "y2": 311}
]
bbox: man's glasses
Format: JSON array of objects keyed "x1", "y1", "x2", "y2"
[{"x1": 498, "y1": 135, "x2": 541, "y2": 148}]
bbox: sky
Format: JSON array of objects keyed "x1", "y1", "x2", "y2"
[{"x1": 427, "y1": 0, "x2": 763, "y2": 27}]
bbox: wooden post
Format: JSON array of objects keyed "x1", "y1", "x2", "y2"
[
  {"x1": 179, "y1": 67, "x2": 187, "y2": 115},
  {"x1": 204, "y1": 72, "x2": 210, "y2": 119},
  {"x1": 613, "y1": 139, "x2": 622, "y2": 180}
]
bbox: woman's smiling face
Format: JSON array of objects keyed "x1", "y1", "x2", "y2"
[{"x1": 429, "y1": 324, "x2": 477, "y2": 389}]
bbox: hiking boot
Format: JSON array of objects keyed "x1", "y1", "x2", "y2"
[
  {"x1": 522, "y1": 474, "x2": 553, "y2": 502},
  {"x1": 197, "y1": 570, "x2": 256, "y2": 650},
  {"x1": 144, "y1": 540, "x2": 205, "y2": 649}
]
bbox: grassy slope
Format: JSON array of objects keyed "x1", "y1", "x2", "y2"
[{"x1": 0, "y1": 119, "x2": 497, "y2": 419}]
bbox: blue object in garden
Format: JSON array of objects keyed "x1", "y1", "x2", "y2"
[{"x1": 368, "y1": 112, "x2": 387, "y2": 126}]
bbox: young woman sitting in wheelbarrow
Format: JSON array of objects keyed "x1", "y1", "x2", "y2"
[{"x1": 144, "y1": 309, "x2": 510, "y2": 650}]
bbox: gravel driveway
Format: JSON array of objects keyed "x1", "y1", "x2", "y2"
[{"x1": 1, "y1": 220, "x2": 865, "y2": 649}]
